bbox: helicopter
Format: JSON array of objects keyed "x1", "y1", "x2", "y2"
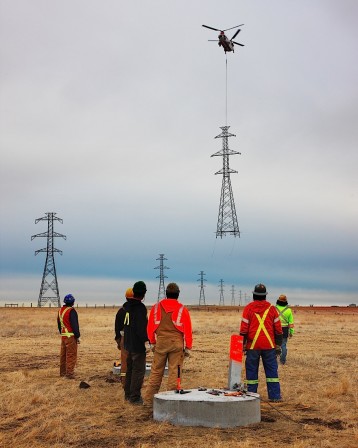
[{"x1": 202, "y1": 24, "x2": 244, "y2": 53}]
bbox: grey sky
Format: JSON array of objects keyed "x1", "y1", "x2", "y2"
[{"x1": 0, "y1": 0, "x2": 357, "y2": 305}]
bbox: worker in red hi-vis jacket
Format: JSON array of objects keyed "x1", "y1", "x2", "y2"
[
  {"x1": 240, "y1": 284, "x2": 283, "y2": 401},
  {"x1": 144, "y1": 283, "x2": 193, "y2": 405}
]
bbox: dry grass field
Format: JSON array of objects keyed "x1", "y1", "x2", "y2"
[{"x1": 0, "y1": 305, "x2": 357, "y2": 448}]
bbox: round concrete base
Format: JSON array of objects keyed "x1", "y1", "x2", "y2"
[{"x1": 153, "y1": 389, "x2": 261, "y2": 428}]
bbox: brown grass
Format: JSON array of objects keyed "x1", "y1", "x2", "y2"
[{"x1": 0, "y1": 306, "x2": 357, "y2": 448}]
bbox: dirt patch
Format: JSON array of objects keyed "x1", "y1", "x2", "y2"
[{"x1": 300, "y1": 418, "x2": 345, "y2": 430}]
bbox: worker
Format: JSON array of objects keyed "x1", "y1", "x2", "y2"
[
  {"x1": 114, "y1": 287, "x2": 134, "y2": 384},
  {"x1": 275, "y1": 294, "x2": 294, "y2": 365},
  {"x1": 57, "y1": 294, "x2": 80, "y2": 379},
  {"x1": 144, "y1": 282, "x2": 193, "y2": 405},
  {"x1": 123, "y1": 281, "x2": 148, "y2": 405},
  {"x1": 240, "y1": 284, "x2": 283, "y2": 401}
]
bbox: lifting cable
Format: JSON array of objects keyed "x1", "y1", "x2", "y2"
[{"x1": 225, "y1": 55, "x2": 228, "y2": 126}]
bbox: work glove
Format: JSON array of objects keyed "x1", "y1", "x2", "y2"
[
  {"x1": 149, "y1": 343, "x2": 156, "y2": 353},
  {"x1": 184, "y1": 348, "x2": 191, "y2": 358},
  {"x1": 275, "y1": 345, "x2": 281, "y2": 356},
  {"x1": 289, "y1": 333, "x2": 293, "y2": 338},
  {"x1": 77, "y1": 337, "x2": 81, "y2": 345},
  {"x1": 115, "y1": 338, "x2": 121, "y2": 350}
]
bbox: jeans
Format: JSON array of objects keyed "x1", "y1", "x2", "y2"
[
  {"x1": 280, "y1": 338, "x2": 288, "y2": 364},
  {"x1": 245, "y1": 348, "x2": 281, "y2": 400}
]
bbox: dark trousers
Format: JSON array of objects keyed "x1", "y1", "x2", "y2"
[
  {"x1": 245, "y1": 348, "x2": 281, "y2": 400},
  {"x1": 124, "y1": 352, "x2": 146, "y2": 402}
]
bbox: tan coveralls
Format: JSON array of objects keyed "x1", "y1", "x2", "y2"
[{"x1": 144, "y1": 305, "x2": 184, "y2": 402}]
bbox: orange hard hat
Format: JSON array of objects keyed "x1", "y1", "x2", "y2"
[{"x1": 125, "y1": 288, "x2": 134, "y2": 299}]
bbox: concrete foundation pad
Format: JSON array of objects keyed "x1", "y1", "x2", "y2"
[{"x1": 153, "y1": 389, "x2": 261, "y2": 428}]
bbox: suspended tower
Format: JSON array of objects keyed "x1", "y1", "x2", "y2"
[
  {"x1": 31, "y1": 212, "x2": 66, "y2": 307},
  {"x1": 197, "y1": 271, "x2": 207, "y2": 306},
  {"x1": 211, "y1": 126, "x2": 241, "y2": 238},
  {"x1": 231, "y1": 285, "x2": 236, "y2": 306},
  {"x1": 154, "y1": 254, "x2": 169, "y2": 301},
  {"x1": 218, "y1": 279, "x2": 225, "y2": 306}
]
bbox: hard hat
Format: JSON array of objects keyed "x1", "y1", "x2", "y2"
[
  {"x1": 278, "y1": 294, "x2": 287, "y2": 302},
  {"x1": 252, "y1": 284, "x2": 267, "y2": 296},
  {"x1": 64, "y1": 294, "x2": 75, "y2": 305},
  {"x1": 125, "y1": 288, "x2": 134, "y2": 299}
]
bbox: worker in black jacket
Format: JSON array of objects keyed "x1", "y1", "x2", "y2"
[{"x1": 123, "y1": 281, "x2": 148, "y2": 404}]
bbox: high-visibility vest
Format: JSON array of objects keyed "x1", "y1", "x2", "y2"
[
  {"x1": 276, "y1": 304, "x2": 295, "y2": 334},
  {"x1": 58, "y1": 306, "x2": 74, "y2": 338}
]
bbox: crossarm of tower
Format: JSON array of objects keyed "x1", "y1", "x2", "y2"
[{"x1": 34, "y1": 248, "x2": 63, "y2": 255}]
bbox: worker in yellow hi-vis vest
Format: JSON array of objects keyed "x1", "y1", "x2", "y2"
[
  {"x1": 240, "y1": 284, "x2": 283, "y2": 401},
  {"x1": 57, "y1": 294, "x2": 80, "y2": 379},
  {"x1": 275, "y1": 294, "x2": 294, "y2": 365}
]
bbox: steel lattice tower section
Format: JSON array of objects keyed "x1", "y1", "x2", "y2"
[
  {"x1": 211, "y1": 126, "x2": 241, "y2": 238},
  {"x1": 197, "y1": 271, "x2": 207, "y2": 306},
  {"x1": 154, "y1": 254, "x2": 169, "y2": 301},
  {"x1": 31, "y1": 212, "x2": 66, "y2": 307},
  {"x1": 231, "y1": 285, "x2": 236, "y2": 306},
  {"x1": 218, "y1": 279, "x2": 225, "y2": 306}
]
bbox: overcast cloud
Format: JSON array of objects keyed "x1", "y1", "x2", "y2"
[{"x1": 1, "y1": 0, "x2": 357, "y2": 306}]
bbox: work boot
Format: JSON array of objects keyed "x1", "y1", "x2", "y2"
[{"x1": 129, "y1": 397, "x2": 144, "y2": 405}]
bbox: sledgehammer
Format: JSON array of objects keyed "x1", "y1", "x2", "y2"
[{"x1": 175, "y1": 365, "x2": 191, "y2": 394}]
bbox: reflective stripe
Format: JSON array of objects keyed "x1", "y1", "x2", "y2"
[
  {"x1": 266, "y1": 378, "x2": 280, "y2": 383},
  {"x1": 251, "y1": 306, "x2": 274, "y2": 349},
  {"x1": 276, "y1": 305, "x2": 290, "y2": 324},
  {"x1": 173, "y1": 305, "x2": 184, "y2": 327},
  {"x1": 153, "y1": 303, "x2": 160, "y2": 325},
  {"x1": 124, "y1": 312, "x2": 130, "y2": 325},
  {"x1": 242, "y1": 317, "x2": 249, "y2": 324},
  {"x1": 274, "y1": 317, "x2": 280, "y2": 323},
  {"x1": 59, "y1": 307, "x2": 74, "y2": 338},
  {"x1": 246, "y1": 379, "x2": 259, "y2": 384}
]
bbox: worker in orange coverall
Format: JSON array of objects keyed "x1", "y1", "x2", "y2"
[
  {"x1": 114, "y1": 287, "x2": 134, "y2": 384},
  {"x1": 144, "y1": 282, "x2": 193, "y2": 404},
  {"x1": 57, "y1": 294, "x2": 80, "y2": 379}
]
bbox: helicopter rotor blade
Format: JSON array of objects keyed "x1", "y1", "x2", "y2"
[
  {"x1": 223, "y1": 24, "x2": 244, "y2": 32},
  {"x1": 232, "y1": 41, "x2": 245, "y2": 47},
  {"x1": 231, "y1": 28, "x2": 241, "y2": 40},
  {"x1": 202, "y1": 24, "x2": 221, "y2": 32}
]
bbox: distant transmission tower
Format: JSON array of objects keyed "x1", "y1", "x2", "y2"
[
  {"x1": 239, "y1": 290, "x2": 242, "y2": 306},
  {"x1": 231, "y1": 285, "x2": 235, "y2": 306},
  {"x1": 211, "y1": 126, "x2": 241, "y2": 238},
  {"x1": 31, "y1": 212, "x2": 66, "y2": 307},
  {"x1": 218, "y1": 279, "x2": 225, "y2": 306},
  {"x1": 198, "y1": 271, "x2": 207, "y2": 306},
  {"x1": 154, "y1": 254, "x2": 169, "y2": 301}
]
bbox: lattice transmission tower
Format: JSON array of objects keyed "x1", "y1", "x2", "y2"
[
  {"x1": 154, "y1": 254, "x2": 169, "y2": 301},
  {"x1": 31, "y1": 212, "x2": 66, "y2": 307},
  {"x1": 231, "y1": 285, "x2": 236, "y2": 306},
  {"x1": 218, "y1": 279, "x2": 225, "y2": 306},
  {"x1": 211, "y1": 126, "x2": 241, "y2": 238},
  {"x1": 197, "y1": 271, "x2": 207, "y2": 306}
]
